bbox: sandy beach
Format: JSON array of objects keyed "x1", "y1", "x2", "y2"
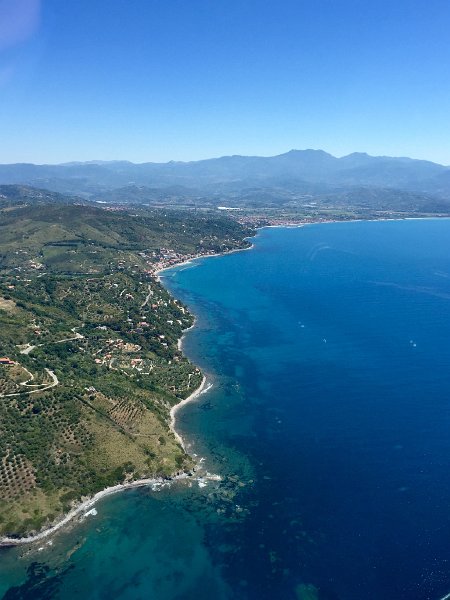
[
  {"x1": 155, "y1": 242, "x2": 255, "y2": 281},
  {"x1": 169, "y1": 376, "x2": 214, "y2": 449}
]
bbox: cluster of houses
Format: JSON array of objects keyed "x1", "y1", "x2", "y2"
[
  {"x1": 88, "y1": 277, "x2": 192, "y2": 370},
  {"x1": 139, "y1": 247, "x2": 217, "y2": 275},
  {"x1": 94, "y1": 338, "x2": 142, "y2": 362}
]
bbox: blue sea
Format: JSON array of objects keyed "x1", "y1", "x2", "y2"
[{"x1": 2, "y1": 219, "x2": 450, "y2": 599}]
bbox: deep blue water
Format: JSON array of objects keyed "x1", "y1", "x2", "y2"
[{"x1": 2, "y1": 219, "x2": 450, "y2": 599}]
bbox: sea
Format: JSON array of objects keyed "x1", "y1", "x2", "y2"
[{"x1": 2, "y1": 219, "x2": 450, "y2": 600}]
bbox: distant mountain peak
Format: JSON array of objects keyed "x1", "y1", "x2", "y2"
[
  {"x1": 342, "y1": 152, "x2": 370, "y2": 158},
  {"x1": 285, "y1": 148, "x2": 334, "y2": 156}
]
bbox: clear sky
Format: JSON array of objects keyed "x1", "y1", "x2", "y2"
[{"x1": 1, "y1": 0, "x2": 450, "y2": 164}]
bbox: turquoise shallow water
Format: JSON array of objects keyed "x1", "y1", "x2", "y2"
[{"x1": 2, "y1": 220, "x2": 450, "y2": 599}]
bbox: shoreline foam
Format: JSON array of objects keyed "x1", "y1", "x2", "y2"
[{"x1": 0, "y1": 473, "x2": 191, "y2": 548}]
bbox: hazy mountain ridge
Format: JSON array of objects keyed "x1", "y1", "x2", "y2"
[{"x1": 1, "y1": 150, "x2": 450, "y2": 208}]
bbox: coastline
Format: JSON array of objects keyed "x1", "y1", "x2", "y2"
[
  {"x1": 169, "y1": 376, "x2": 210, "y2": 449},
  {"x1": 157, "y1": 242, "x2": 262, "y2": 449},
  {"x1": 0, "y1": 473, "x2": 191, "y2": 548},
  {"x1": 154, "y1": 241, "x2": 255, "y2": 281},
  {"x1": 1, "y1": 217, "x2": 445, "y2": 549}
]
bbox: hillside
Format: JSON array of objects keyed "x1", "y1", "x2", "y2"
[
  {"x1": 0, "y1": 203, "x2": 253, "y2": 273},
  {"x1": 0, "y1": 203, "x2": 253, "y2": 538},
  {"x1": 0, "y1": 185, "x2": 86, "y2": 207}
]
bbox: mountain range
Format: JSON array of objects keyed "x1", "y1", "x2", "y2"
[{"x1": 0, "y1": 150, "x2": 450, "y2": 210}]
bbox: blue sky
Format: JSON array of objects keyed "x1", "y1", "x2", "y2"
[{"x1": 1, "y1": 0, "x2": 450, "y2": 164}]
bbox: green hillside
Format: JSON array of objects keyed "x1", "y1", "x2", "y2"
[
  {"x1": 0, "y1": 203, "x2": 253, "y2": 273},
  {"x1": 0, "y1": 202, "x2": 252, "y2": 538}
]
